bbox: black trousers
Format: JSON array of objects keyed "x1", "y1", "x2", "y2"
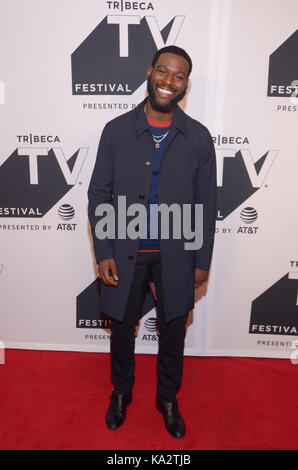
[{"x1": 110, "y1": 252, "x2": 188, "y2": 402}]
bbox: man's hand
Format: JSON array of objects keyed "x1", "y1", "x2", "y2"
[
  {"x1": 98, "y1": 258, "x2": 119, "y2": 286},
  {"x1": 194, "y1": 268, "x2": 209, "y2": 288}
]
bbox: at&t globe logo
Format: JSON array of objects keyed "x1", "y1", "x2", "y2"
[
  {"x1": 144, "y1": 317, "x2": 158, "y2": 332},
  {"x1": 240, "y1": 207, "x2": 258, "y2": 224},
  {"x1": 142, "y1": 317, "x2": 159, "y2": 342},
  {"x1": 58, "y1": 204, "x2": 75, "y2": 220}
]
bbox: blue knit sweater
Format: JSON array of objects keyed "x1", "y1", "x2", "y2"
[{"x1": 139, "y1": 119, "x2": 171, "y2": 252}]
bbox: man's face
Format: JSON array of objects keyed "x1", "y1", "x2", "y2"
[{"x1": 147, "y1": 52, "x2": 189, "y2": 112}]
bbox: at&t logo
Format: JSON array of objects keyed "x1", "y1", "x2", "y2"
[
  {"x1": 240, "y1": 207, "x2": 258, "y2": 224},
  {"x1": 142, "y1": 316, "x2": 159, "y2": 341},
  {"x1": 237, "y1": 207, "x2": 259, "y2": 235},
  {"x1": 57, "y1": 204, "x2": 77, "y2": 231},
  {"x1": 144, "y1": 317, "x2": 158, "y2": 332},
  {"x1": 58, "y1": 204, "x2": 75, "y2": 220}
]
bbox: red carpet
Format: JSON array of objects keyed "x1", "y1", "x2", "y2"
[{"x1": 0, "y1": 349, "x2": 297, "y2": 450}]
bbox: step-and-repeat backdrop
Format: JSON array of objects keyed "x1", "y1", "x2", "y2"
[{"x1": 0, "y1": 0, "x2": 297, "y2": 358}]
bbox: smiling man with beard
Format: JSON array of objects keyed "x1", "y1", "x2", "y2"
[
  {"x1": 88, "y1": 46, "x2": 217, "y2": 439},
  {"x1": 146, "y1": 53, "x2": 188, "y2": 113}
]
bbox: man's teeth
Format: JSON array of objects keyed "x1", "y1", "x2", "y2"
[{"x1": 157, "y1": 88, "x2": 173, "y2": 95}]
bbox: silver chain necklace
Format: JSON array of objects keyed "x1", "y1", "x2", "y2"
[{"x1": 152, "y1": 131, "x2": 169, "y2": 149}]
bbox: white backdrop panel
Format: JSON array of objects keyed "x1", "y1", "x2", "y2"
[{"x1": 0, "y1": 0, "x2": 297, "y2": 358}]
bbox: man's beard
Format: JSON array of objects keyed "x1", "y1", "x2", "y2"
[{"x1": 147, "y1": 74, "x2": 187, "y2": 113}]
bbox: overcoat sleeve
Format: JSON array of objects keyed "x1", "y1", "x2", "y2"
[
  {"x1": 195, "y1": 130, "x2": 217, "y2": 271},
  {"x1": 88, "y1": 124, "x2": 115, "y2": 263}
]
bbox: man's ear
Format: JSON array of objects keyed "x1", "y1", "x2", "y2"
[{"x1": 146, "y1": 66, "x2": 153, "y2": 79}]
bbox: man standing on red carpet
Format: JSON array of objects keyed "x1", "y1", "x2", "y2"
[{"x1": 88, "y1": 46, "x2": 217, "y2": 438}]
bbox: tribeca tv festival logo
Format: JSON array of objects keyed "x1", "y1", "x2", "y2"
[
  {"x1": 267, "y1": 29, "x2": 298, "y2": 112},
  {"x1": 267, "y1": 29, "x2": 298, "y2": 98},
  {"x1": 214, "y1": 134, "x2": 278, "y2": 221},
  {"x1": 71, "y1": 3, "x2": 185, "y2": 95},
  {"x1": 76, "y1": 277, "x2": 155, "y2": 331},
  {"x1": 0, "y1": 135, "x2": 88, "y2": 218},
  {"x1": 249, "y1": 261, "x2": 298, "y2": 337}
]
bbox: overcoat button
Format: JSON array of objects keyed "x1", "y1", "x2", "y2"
[
  {"x1": 145, "y1": 161, "x2": 151, "y2": 168},
  {"x1": 139, "y1": 195, "x2": 145, "y2": 199},
  {"x1": 128, "y1": 255, "x2": 134, "y2": 260}
]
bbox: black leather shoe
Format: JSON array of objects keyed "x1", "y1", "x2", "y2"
[
  {"x1": 106, "y1": 390, "x2": 132, "y2": 430},
  {"x1": 156, "y1": 397, "x2": 185, "y2": 438}
]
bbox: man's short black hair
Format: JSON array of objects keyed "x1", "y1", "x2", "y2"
[{"x1": 151, "y1": 46, "x2": 192, "y2": 77}]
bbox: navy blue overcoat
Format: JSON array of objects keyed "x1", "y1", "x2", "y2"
[{"x1": 88, "y1": 99, "x2": 217, "y2": 322}]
